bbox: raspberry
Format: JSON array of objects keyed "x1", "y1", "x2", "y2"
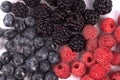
[
  {"x1": 114, "y1": 26, "x2": 120, "y2": 43},
  {"x1": 53, "y1": 62, "x2": 71, "y2": 79},
  {"x1": 82, "y1": 25, "x2": 99, "y2": 40},
  {"x1": 82, "y1": 51, "x2": 95, "y2": 67},
  {"x1": 89, "y1": 63, "x2": 107, "y2": 79},
  {"x1": 118, "y1": 15, "x2": 120, "y2": 25},
  {"x1": 86, "y1": 38, "x2": 98, "y2": 52},
  {"x1": 94, "y1": 47, "x2": 113, "y2": 65},
  {"x1": 98, "y1": 77, "x2": 110, "y2": 80},
  {"x1": 110, "y1": 71, "x2": 120, "y2": 80},
  {"x1": 59, "y1": 45, "x2": 77, "y2": 63},
  {"x1": 101, "y1": 64, "x2": 111, "y2": 73},
  {"x1": 100, "y1": 18, "x2": 116, "y2": 33},
  {"x1": 71, "y1": 61, "x2": 86, "y2": 77},
  {"x1": 81, "y1": 74, "x2": 95, "y2": 80},
  {"x1": 111, "y1": 51, "x2": 120, "y2": 66},
  {"x1": 98, "y1": 34, "x2": 116, "y2": 49}
]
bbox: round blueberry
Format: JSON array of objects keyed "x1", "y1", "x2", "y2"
[
  {"x1": 0, "y1": 28, "x2": 4, "y2": 37},
  {"x1": 31, "y1": 73, "x2": 44, "y2": 80},
  {"x1": 6, "y1": 76, "x2": 17, "y2": 80},
  {"x1": 45, "y1": 71, "x2": 58, "y2": 80},
  {"x1": 0, "y1": 74, "x2": 6, "y2": 80},
  {"x1": 25, "y1": 16, "x2": 35, "y2": 26},
  {"x1": 0, "y1": 1, "x2": 12, "y2": 13},
  {"x1": 3, "y1": 14, "x2": 15, "y2": 27}
]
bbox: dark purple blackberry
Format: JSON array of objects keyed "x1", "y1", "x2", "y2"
[
  {"x1": 31, "y1": 73, "x2": 44, "y2": 80},
  {"x1": 45, "y1": 71, "x2": 58, "y2": 80},
  {"x1": 46, "y1": 0, "x2": 60, "y2": 7},
  {"x1": 71, "y1": 0, "x2": 86, "y2": 14},
  {"x1": 65, "y1": 13, "x2": 85, "y2": 32},
  {"x1": 11, "y1": 2, "x2": 29, "y2": 18},
  {"x1": 23, "y1": 0, "x2": 41, "y2": 7},
  {"x1": 68, "y1": 34, "x2": 86, "y2": 52},
  {"x1": 93, "y1": 0, "x2": 112, "y2": 15},
  {"x1": 35, "y1": 19, "x2": 54, "y2": 37},
  {"x1": 51, "y1": 8, "x2": 68, "y2": 24},
  {"x1": 52, "y1": 25, "x2": 71, "y2": 45},
  {"x1": 32, "y1": 4, "x2": 52, "y2": 19},
  {"x1": 84, "y1": 9, "x2": 100, "y2": 25}
]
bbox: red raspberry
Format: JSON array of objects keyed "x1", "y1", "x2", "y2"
[
  {"x1": 81, "y1": 74, "x2": 95, "y2": 80},
  {"x1": 53, "y1": 62, "x2": 71, "y2": 79},
  {"x1": 94, "y1": 47, "x2": 113, "y2": 65},
  {"x1": 110, "y1": 71, "x2": 120, "y2": 80},
  {"x1": 71, "y1": 61, "x2": 86, "y2": 77},
  {"x1": 118, "y1": 15, "x2": 120, "y2": 25},
  {"x1": 111, "y1": 51, "x2": 120, "y2": 66},
  {"x1": 98, "y1": 77, "x2": 110, "y2": 80},
  {"x1": 86, "y1": 38, "x2": 98, "y2": 52},
  {"x1": 100, "y1": 18, "x2": 116, "y2": 33},
  {"x1": 98, "y1": 34, "x2": 116, "y2": 49},
  {"x1": 114, "y1": 26, "x2": 120, "y2": 43},
  {"x1": 102, "y1": 64, "x2": 111, "y2": 73},
  {"x1": 82, "y1": 25, "x2": 98, "y2": 40},
  {"x1": 89, "y1": 63, "x2": 107, "y2": 79},
  {"x1": 82, "y1": 51, "x2": 95, "y2": 67},
  {"x1": 59, "y1": 45, "x2": 77, "y2": 63}
]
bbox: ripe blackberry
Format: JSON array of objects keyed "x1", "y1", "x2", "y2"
[
  {"x1": 46, "y1": 0, "x2": 60, "y2": 7},
  {"x1": 93, "y1": 0, "x2": 112, "y2": 15},
  {"x1": 68, "y1": 34, "x2": 86, "y2": 52},
  {"x1": 52, "y1": 26, "x2": 71, "y2": 45},
  {"x1": 32, "y1": 4, "x2": 52, "y2": 19},
  {"x1": 23, "y1": 0, "x2": 41, "y2": 7},
  {"x1": 11, "y1": 2, "x2": 29, "y2": 18},
  {"x1": 84, "y1": 9, "x2": 100, "y2": 25},
  {"x1": 65, "y1": 13, "x2": 85, "y2": 32},
  {"x1": 35, "y1": 19, "x2": 54, "y2": 37}
]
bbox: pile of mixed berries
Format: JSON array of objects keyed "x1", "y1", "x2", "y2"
[{"x1": 0, "y1": 0, "x2": 120, "y2": 80}]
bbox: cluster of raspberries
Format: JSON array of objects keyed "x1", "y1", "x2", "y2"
[{"x1": 54, "y1": 16, "x2": 120, "y2": 80}]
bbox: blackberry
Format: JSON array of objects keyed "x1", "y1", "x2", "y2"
[
  {"x1": 32, "y1": 4, "x2": 52, "y2": 19},
  {"x1": 0, "y1": 1, "x2": 12, "y2": 13},
  {"x1": 24, "y1": 16, "x2": 35, "y2": 27},
  {"x1": 46, "y1": 0, "x2": 60, "y2": 7},
  {"x1": 11, "y1": 2, "x2": 29, "y2": 18},
  {"x1": 1, "y1": 64, "x2": 14, "y2": 76},
  {"x1": 35, "y1": 46, "x2": 49, "y2": 61},
  {"x1": 45, "y1": 71, "x2": 58, "y2": 80},
  {"x1": 3, "y1": 29, "x2": 17, "y2": 40},
  {"x1": 23, "y1": 0, "x2": 41, "y2": 7},
  {"x1": 35, "y1": 19, "x2": 54, "y2": 37},
  {"x1": 31, "y1": 73, "x2": 44, "y2": 80},
  {"x1": 15, "y1": 67, "x2": 26, "y2": 80},
  {"x1": 48, "y1": 50, "x2": 60, "y2": 64},
  {"x1": 3, "y1": 14, "x2": 15, "y2": 27},
  {"x1": 25, "y1": 56, "x2": 39, "y2": 72},
  {"x1": 33, "y1": 36, "x2": 44, "y2": 49},
  {"x1": 0, "y1": 52, "x2": 12, "y2": 64},
  {"x1": 39, "y1": 60, "x2": 51, "y2": 73},
  {"x1": 13, "y1": 52, "x2": 25, "y2": 66},
  {"x1": 68, "y1": 34, "x2": 86, "y2": 52},
  {"x1": 93, "y1": 0, "x2": 112, "y2": 15},
  {"x1": 65, "y1": 13, "x2": 85, "y2": 32},
  {"x1": 51, "y1": 8, "x2": 68, "y2": 24},
  {"x1": 84, "y1": 9, "x2": 100, "y2": 25},
  {"x1": 0, "y1": 74, "x2": 5, "y2": 80},
  {"x1": 52, "y1": 25, "x2": 71, "y2": 45}
]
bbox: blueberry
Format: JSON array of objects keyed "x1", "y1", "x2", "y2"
[
  {"x1": 3, "y1": 14, "x2": 15, "y2": 27},
  {"x1": 0, "y1": 1, "x2": 12, "y2": 13},
  {"x1": 3, "y1": 29, "x2": 17, "y2": 40},
  {"x1": 0, "y1": 61, "x2": 3, "y2": 70},
  {"x1": 13, "y1": 19, "x2": 26, "y2": 32},
  {"x1": 1, "y1": 64, "x2": 14, "y2": 76},
  {"x1": 23, "y1": 44, "x2": 35, "y2": 57},
  {"x1": 31, "y1": 73, "x2": 44, "y2": 80},
  {"x1": 0, "y1": 52, "x2": 12, "y2": 64},
  {"x1": 6, "y1": 76, "x2": 17, "y2": 80},
  {"x1": 5, "y1": 40, "x2": 17, "y2": 52},
  {"x1": 33, "y1": 36, "x2": 44, "y2": 49},
  {"x1": 48, "y1": 50, "x2": 60, "y2": 64},
  {"x1": 13, "y1": 52, "x2": 25, "y2": 66},
  {"x1": 0, "y1": 74, "x2": 6, "y2": 80},
  {"x1": 15, "y1": 67, "x2": 26, "y2": 80},
  {"x1": 23, "y1": 27, "x2": 36, "y2": 40},
  {"x1": 39, "y1": 60, "x2": 51, "y2": 73},
  {"x1": 35, "y1": 46, "x2": 49, "y2": 61},
  {"x1": 45, "y1": 71, "x2": 58, "y2": 80},
  {"x1": 0, "y1": 28, "x2": 4, "y2": 37},
  {"x1": 25, "y1": 56, "x2": 39, "y2": 72},
  {"x1": 25, "y1": 16, "x2": 35, "y2": 27}
]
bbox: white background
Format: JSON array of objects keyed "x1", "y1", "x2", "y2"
[{"x1": 0, "y1": 0, "x2": 120, "y2": 80}]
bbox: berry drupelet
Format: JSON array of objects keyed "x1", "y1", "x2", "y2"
[
  {"x1": 11, "y1": 2, "x2": 29, "y2": 18},
  {"x1": 93, "y1": 0, "x2": 112, "y2": 15},
  {"x1": 84, "y1": 9, "x2": 100, "y2": 25}
]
